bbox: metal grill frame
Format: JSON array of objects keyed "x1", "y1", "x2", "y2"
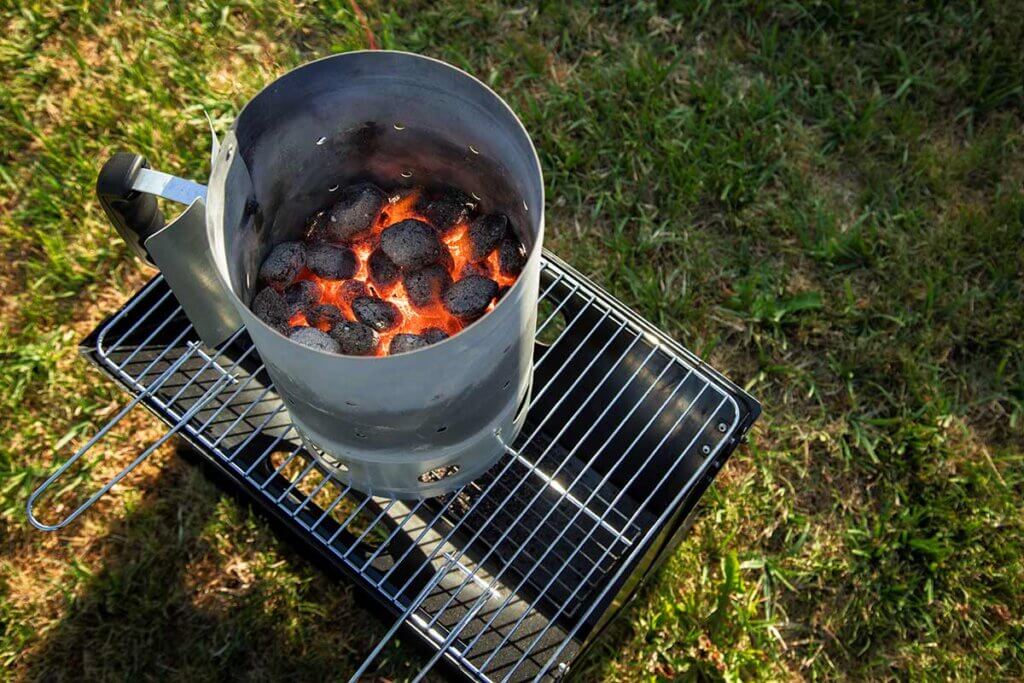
[{"x1": 57, "y1": 250, "x2": 760, "y2": 681}]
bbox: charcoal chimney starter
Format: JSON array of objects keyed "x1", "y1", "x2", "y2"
[{"x1": 111, "y1": 52, "x2": 544, "y2": 498}]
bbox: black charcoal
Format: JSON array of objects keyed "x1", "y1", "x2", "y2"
[
  {"x1": 252, "y1": 287, "x2": 289, "y2": 333},
  {"x1": 307, "y1": 304, "x2": 344, "y2": 328},
  {"x1": 460, "y1": 260, "x2": 494, "y2": 279},
  {"x1": 442, "y1": 275, "x2": 499, "y2": 321},
  {"x1": 259, "y1": 241, "x2": 304, "y2": 289},
  {"x1": 352, "y1": 296, "x2": 401, "y2": 331},
  {"x1": 288, "y1": 326, "x2": 341, "y2": 353},
  {"x1": 310, "y1": 183, "x2": 386, "y2": 243},
  {"x1": 330, "y1": 320, "x2": 378, "y2": 356},
  {"x1": 389, "y1": 333, "x2": 430, "y2": 355},
  {"x1": 339, "y1": 279, "x2": 369, "y2": 305},
  {"x1": 402, "y1": 264, "x2": 452, "y2": 308},
  {"x1": 498, "y1": 235, "x2": 527, "y2": 276},
  {"x1": 422, "y1": 327, "x2": 450, "y2": 344},
  {"x1": 305, "y1": 243, "x2": 357, "y2": 280},
  {"x1": 368, "y1": 248, "x2": 400, "y2": 289},
  {"x1": 283, "y1": 280, "x2": 321, "y2": 317},
  {"x1": 380, "y1": 219, "x2": 442, "y2": 269},
  {"x1": 415, "y1": 187, "x2": 473, "y2": 234},
  {"x1": 437, "y1": 244, "x2": 454, "y2": 273},
  {"x1": 468, "y1": 213, "x2": 508, "y2": 262}
]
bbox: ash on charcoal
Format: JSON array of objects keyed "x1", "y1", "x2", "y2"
[
  {"x1": 415, "y1": 187, "x2": 474, "y2": 234},
  {"x1": 259, "y1": 242, "x2": 304, "y2": 290},
  {"x1": 422, "y1": 327, "x2": 450, "y2": 344},
  {"x1": 498, "y1": 235, "x2": 527, "y2": 276},
  {"x1": 442, "y1": 275, "x2": 499, "y2": 321},
  {"x1": 352, "y1": 296, "x2": 401, "y2": 332},
  {"x1": 288, "y1": 326, "x2": 341, "y2": 353},
  {"x1": 305, "y1": 243, "x2": 357, "y2": 280},
  {"x1": 283, "y1": 280, "x2": 322, "y2": 317},
  {"x1": 368, "y1": 248, "x2": 400, "y2": 289},
  {"x1": 252, "y1": 287, "x2": 289, "y2": 333},
  {"x1": 309, "y1": 182, "x2": 386, "y2": 243},
  {"x1": 380, "y1": 219, "x2": 442, "y2": 269},
  {"x1": 339, "y1": 279, "x2": 369, "y2": 305},
  {"x1": 389, "y1": 333, "x2": 430, "y2": 355},
  {"x1": 468, "y1": 213, "x2": 508, "y2": 262},
  {"x1": 403, "y1": 264, "x2": 452, "y2": 309},
  {"x1": 307, "y1": 303, "x2": 343, "y2": 328},
  {"x1": 330, "y1": 320, "x2": 378, "y2": 356}
]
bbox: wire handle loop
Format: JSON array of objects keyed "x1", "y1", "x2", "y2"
[{"x1": 26, "y1": 343, "x2": 233, "y2": 531}]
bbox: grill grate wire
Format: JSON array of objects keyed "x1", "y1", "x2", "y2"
[{"x1": 33, "y1": 256, "x2": 750, "y2": 681}]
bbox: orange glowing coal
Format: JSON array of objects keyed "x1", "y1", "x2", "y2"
[{"x1": 283, "y1": 188, "x2": 520, "y2": 356}]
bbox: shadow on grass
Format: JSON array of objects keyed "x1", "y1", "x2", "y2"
[{"x1": 22, "y1": 442, "x2": 431, "y2": 682}]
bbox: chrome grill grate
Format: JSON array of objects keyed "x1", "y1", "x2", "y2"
[{"x1": 52, "y1": 253, "x2": 758, "y2": 681}]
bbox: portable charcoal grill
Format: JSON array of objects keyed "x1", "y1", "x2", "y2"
[{"x1": 28, "y1": 247, "x2": 759, "y2": 681}]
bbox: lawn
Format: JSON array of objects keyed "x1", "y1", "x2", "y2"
[{"x1": 1, "y1": 1, "x2": 1022, "y2": 680}]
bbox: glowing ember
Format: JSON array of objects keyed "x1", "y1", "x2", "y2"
[{"x1": 253, "y1": 185, "x2": 524, "y2": 356}]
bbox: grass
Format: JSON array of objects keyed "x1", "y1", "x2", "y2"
[{"x1": 1, "y1": 0, "x2": 1022, "y2": 680}]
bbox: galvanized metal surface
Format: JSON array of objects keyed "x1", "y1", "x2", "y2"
[
  {"x1": 32, "y1": 253, "x2": 759, "y2": 680},
  {"x1": 159, "y1": 50, "x2": 546, "y2": 497},
  {"x1": 144, "y1": 198, "x2": 243, "y2": 347}
]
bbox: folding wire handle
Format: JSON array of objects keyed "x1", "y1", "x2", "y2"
[{"x1": 26, "y1": 342, "x2": 235, "y2": 531}]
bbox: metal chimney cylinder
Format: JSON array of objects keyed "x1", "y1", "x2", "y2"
[{"x1": 204, "y1": 52, "x2": 544, "y2": 498}]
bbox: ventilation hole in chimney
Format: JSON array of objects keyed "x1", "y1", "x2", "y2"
[
  {"x1": 316, "y1": 136, "x2": 327, "y2": 146},
  {"x1": 329, "y1": 184, "x2": 339, "y2": 192},
  {"x1": 393, "y1": 123, "x2": 405, "y2": 131},
  {"x1": 401, "y1": 170, "x2": 413, "y2": 178},
  {"x1": 502, "y1": 380, "x2": 511, "y2": 390},
  {"x1": 355, "y1": 430, "x2": 367, "y2": 439},
  {"x1": 469, "y1": 144, "x2": 479, "y2": 155},
  {"x1": 436, "y1": 425, "x2": 448, "y2": 433},
  {"x1": 418, "y1": 464, "x2": 461, "y2": 484},
  {"x1": 345, "y1": 401, "x2": 357, "y2": 406},
  {"x1": 305, "y1": 441, "x2": 349, "y2": 475}
]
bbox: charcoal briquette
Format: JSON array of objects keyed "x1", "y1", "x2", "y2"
[
  {"x1": 437, "y1": 244, "x2": 454, "y2": 273},
  {"x1": 415, "y1": 187, "x2": 473, "y2": 234},
  {"x1": 259, "y1": 241, "x2": 304, "y2": 289},
  {"x1": 498, "y1": 235, "x2": 527, "y2": 277},
  {"x1": 380, "y1": 219, "x2": 442, "y2": 269},
  {"x1": 339, "y1": 279, "x2": 369, "y2": 304},
  {"x1": 460, "y1": 259, "x2": 494, "y2": 280},
  {"x1": 389, "y1": 333, "x2": 430, "y2": 355},
  {"x1": 307, "y1": 303, "x2": 344, "y2": 328},
  {"x1": 402, "y1": 264, "x2": 452, "y2": 309},
  {"x1": 468, "y1": 213, "x2": 508, "y2": 262},
  {"x1": 422, "y1": 327, "x2": 450, "y2": 344},
  {"x1": 368, "y1": 248, "x2": 400, "y2": 289},
  {"x1": 283, "y1": 280, "x2": 321, "y2": 317},
  {"x1": 330, "y1": 320, "x2": 378, "y2": 356},
  {"x1": 310, "y1": 182, "x2": 386, "y2": 243},
  {"x1": 288, "y1": 326, "x2": 341, "y2": 353},
  {"x1": 352, "y1": 295, "x2": 401, "y2": 331},
  {"x1": 305, "y1": 243, "x2": 357, "y2": 280},
  {"x1": 442, "y1": 275, "x2": 499, "y2": 321},
  {"x1": 252, "y1": 287, "x2": 289, "y2": 333}
]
